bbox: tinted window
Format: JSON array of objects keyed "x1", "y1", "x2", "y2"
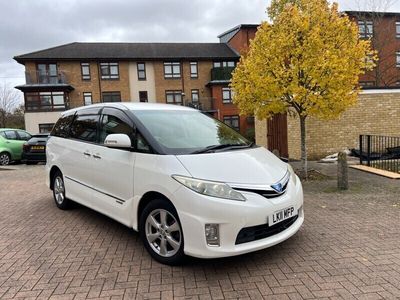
[
  {"x1": 99, "y1": 114, "x2": 133, "y2": 144},
  {"x1": 51, "y1": 114, "x2": 75, "y2": 138},
  {"x1": 70, "y1": 115, "x2": 99, "y2": 143},
  {"x1": 17, "y1": 131, "x2": 31, "y2": 141},
  {"x1": 4, "y1": 131, "x2": 17, "y2": 140}
]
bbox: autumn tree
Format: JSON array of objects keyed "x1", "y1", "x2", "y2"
[
  {"x1": 0, "y1": 82, "x2": 22, "y2": 128},
  {"x1": 231, "y1": 0, "x2": 375, "y2": 177}
]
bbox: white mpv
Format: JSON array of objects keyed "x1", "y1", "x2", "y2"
[{"x1": 46, "y1": 103, "x2": 304, "y2": 265}]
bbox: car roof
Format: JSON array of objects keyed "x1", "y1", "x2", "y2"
[
  {"x1": 0, "y1": 128, "x2": 28, "y2": 132},
  {"x1": 62, "y1": 102, "x2": 196, "y2": 116}
]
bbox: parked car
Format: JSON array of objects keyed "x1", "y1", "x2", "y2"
[
  {"x1": 46, "y1": 103, "x2": 304, "y2": 265},
  {"x1": 22, "y1": 133, "x2": 49, "y2": 164},
  {"x1": 0, "y1": 128, "x2": 32, "y2": 165}
]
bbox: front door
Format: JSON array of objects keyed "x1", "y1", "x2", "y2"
[
  {"x1": 91, "y1": 108, "x2": 135, "y2": 225},
  {"x1": 267, "y1": 113, "x2": 289, "y2": 158}
]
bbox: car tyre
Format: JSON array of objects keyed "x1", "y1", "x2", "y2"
[
  {"x1": 52, "y1": 170, "x2": 71, "y2": 210},
  {"x1": 140, "y1": 199, "x2": 185, "y2": 265},
  {"x1": 0, "y1": 152, "x2": 11, "y2": 166}
]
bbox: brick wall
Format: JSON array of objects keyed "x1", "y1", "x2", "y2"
[
  {"x1": 153, "y1": 61, "x2": 212, "y2": 103},
  {"x1": 256, "y1": 91, "x2": 400, "y2": 160},
  {"x1": 24, "y1": 61, "x2": 131, "y2": 108}
]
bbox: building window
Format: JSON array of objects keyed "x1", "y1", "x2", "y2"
[
  {"x1": 396, "y1": 52, "x2": 400, "y2": 67},
  {"x1": 83, "y1": 92, "x2": 92, "y2": 105},
  {"x1": 190, "y1": 62, "x2": 198, "y2": 78},
  {"x1": 191, "y1": 89, "x2": 199, "y2": 102},
  {"x1": 37, "y1": 63, "x2": 58, "y2": 84},
  {"x1": 165, "y1": 90, "x2": 182, "y2": 104},
  {"x1": 25, "y1": 91, "x2": 66, "y2": 112},
  {"x1": 137, "y1": 62, "x2": 146, "y2": 80},
  {"x1": 81, "y1": 63, "x2": 91, "y2": 80},
  {"x1": 358, "y1": 20, "x2": 373, "y2": 39},
  {"x1": 223, "y1": 115, "x2": 240, "y2": 131},
  {"x1": 164, "y1": 62, "x2": 181, "y2": 78},
  {"x1": 39, "y1": 123, "x2": 55, "y2": 133},
  {"x1": 222, "y1": 87, "x2": 233, "y2": 103},
  {"x1": 359, "y1": 81, "x2": 375, "y2": 87},
  {"x1": 139, "y1": 91, "x2": 148, "y2": 102},
  {"x1": 100, "y1": 62, "x2": 119, "y2": 79},
  {"x1": 396, "y1": 22, "x2": 400, "y2": 38},
  {"x1": 213, "y1": 61, "x2": 236, "y2": 68},
  {"x1": 102, "y1": 91, "x2": 121, "y2": 102}
]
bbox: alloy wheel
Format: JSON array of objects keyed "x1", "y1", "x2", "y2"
[
  {"x1": 54, "y1": 176, "x2": 65, "y2": 204},
  {"x1": 0, "y1": 153, "x2": 10, "y2": 165},
  {"x1": 145, "y1": 209, "x2": 182, "y2": 257}
]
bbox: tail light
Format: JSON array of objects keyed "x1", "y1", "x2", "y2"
[{"x1": 23, "y1": 143, "x2": 30, "y2": 152}]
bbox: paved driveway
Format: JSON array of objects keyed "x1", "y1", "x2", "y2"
[{"x1": 0, "y1": 165, "x2": 399, "y2": 299}]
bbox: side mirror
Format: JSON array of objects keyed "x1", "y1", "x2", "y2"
[{"x1": 104, "y1": 134, "x2": 132, "y2": 149}]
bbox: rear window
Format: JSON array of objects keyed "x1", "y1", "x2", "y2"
[{"x1": 51, "y1": 114, "x2": 75, "y2": 138}]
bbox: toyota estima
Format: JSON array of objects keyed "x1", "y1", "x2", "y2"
[{"x1": 46, "y1": 103, "x2": 304, "y2": 265}]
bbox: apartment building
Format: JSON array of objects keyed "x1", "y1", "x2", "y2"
[
  {"x1": 346, "y1": 11, "x2": 400, "y2": 87},
  {"x1": 14, "y1": 29, "x2": 257, "y2": 137}
]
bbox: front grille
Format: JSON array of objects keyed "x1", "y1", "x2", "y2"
[
  {"x1": 235, "y1": 214, "x2": 299, "y2": 245},
  {"x1": 233, "y1": 180, "x2": 289, "y2": 199}
]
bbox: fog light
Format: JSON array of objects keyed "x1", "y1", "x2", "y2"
[{"x1": 205, "y1": 224, "x2": 220, "y2": 246}]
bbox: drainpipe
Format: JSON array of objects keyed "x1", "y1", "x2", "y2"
[{"x1": 97, "y1": 62, "x2": 102, "y2": 102}]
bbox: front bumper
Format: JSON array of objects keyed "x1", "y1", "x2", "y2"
[{"x1": 174, "y1": 175, "x2": 304, "y2": 258}]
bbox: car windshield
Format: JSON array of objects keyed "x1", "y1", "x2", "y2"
[{"x1": 132, "y1": 109, "x2": 251, "y2": 155}]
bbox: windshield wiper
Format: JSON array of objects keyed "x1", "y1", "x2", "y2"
[{"x1": 191, "y1": 143, "x2": 254, "y2": 154}]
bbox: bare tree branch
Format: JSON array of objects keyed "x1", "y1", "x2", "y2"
[{"x1": 0, "y1": 82, "x2": 22, "y2": 128}]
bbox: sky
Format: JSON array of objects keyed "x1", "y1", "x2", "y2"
[{"x1": 1, "y1": 0, "x2": 400, "y2": 102}]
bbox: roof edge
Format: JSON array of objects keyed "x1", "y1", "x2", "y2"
[{"x1": 217, "y1": 24, "x2": 259, "y2": 39}]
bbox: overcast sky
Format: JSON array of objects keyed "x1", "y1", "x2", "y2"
[{"x1": 1, "y1": 0, "x2": 400, "y2": 101}]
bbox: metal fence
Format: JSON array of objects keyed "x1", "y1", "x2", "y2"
[{"x1": 359, "y1": 134, "x2": 400, "y2": 173}]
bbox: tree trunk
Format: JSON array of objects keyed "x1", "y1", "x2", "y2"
[{"x1": 300, "y1": 115, "x2": 308, "y2": 179}]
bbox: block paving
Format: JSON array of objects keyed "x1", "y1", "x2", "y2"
[{"x1": 0, "y1": 165, "x2": 399, "y2": 299}]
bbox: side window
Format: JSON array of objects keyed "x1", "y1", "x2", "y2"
[
  {"x1": 136, "y1": 133, "x2": 151, "y2": 152},
  {"x1": 51, "y1": 114, "x2": 75, "y2": 138},
  {"x1": 5, "y1": 131, "x2": 17, "y2": 140},
  {"x1": 70, "y1": 115, "x2": 99, "y2": 143},
  {"x1": 0, "y1": 132, "x2": 5, "y2": 138},
  {"x1": 17, "y1": 131, "x2": 31, "y2": 141},
  {"x1": 99, "y1": 114, "x2": 133, "y2": 144}
]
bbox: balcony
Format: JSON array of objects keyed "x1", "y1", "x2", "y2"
[
  {"x1": 211, "y1": 67, "x2": 235, "y2": 81},
  {"x1": 25, "y1": 70, "x2": 69, "y2": 85},
  {"x1": 16, "y1": 71, "x2": 74, "y2": 93},
  {"x1": 184, "y1": 97, "x2": 216, "y2": 113}
]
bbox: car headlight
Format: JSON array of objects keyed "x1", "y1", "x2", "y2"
[
  {"x1": 287, "y1": 164, "x2": 298, "y2": 186},
  {"x1": 172, "y1": 175, "x2": 246, "y2": 201}
]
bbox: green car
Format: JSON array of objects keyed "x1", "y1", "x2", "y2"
[{"x1": 0, "y1": 128, "x2": 32, "y2": 165}]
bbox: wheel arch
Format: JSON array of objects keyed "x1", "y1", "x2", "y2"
[
  {"x1": 49, "y1": 165, "x2": 62, "y2": 190},
  {"x1": 136, "y1": 191, "x2": 176, "y2": 231}
]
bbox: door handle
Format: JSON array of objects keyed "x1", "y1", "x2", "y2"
[
  {"x1": 83, "y1": 151, "x2": 91, "y2": 157},
  {"x1": 93, "y1": 154, "x2": 101, "y2": 159}
]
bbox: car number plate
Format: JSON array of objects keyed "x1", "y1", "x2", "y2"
[
  {"x1": 31, "y1": 146, "x2": 45, "y2": 150},
  {"x1": 269, "y1": 206, "x2": 296, "y2": 226}
]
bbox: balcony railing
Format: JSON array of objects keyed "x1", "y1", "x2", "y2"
[
  {"x1": 211, "y1": 67, "x2": 235, "y2": 81},
  {"x1": 25, "y1": 71, "x2": 68, "y2": 85},
  {"x1": 184, "y1": 97, "x2": 215, "y2": 112}
]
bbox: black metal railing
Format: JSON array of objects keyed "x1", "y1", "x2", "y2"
[
  {"x1": 184, "y1": 97, "x2": 215, "y2": 112},
  {"x1": 211, "y1": 67, "x2": 235, "y2": 81},
  {"x1": 25, "y1": 71, "x2": 68, "y2": 85},
  {"x1": 359, "y1": 134, "x2": 400, "y2": 173}
]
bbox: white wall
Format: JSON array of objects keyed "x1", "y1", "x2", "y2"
[
  {"x1": 25, "y1": 111, "x2": 62, "y2": 134},
  {"x1": 128, "y1": 62, "x2": 157, "y2": 102}
]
